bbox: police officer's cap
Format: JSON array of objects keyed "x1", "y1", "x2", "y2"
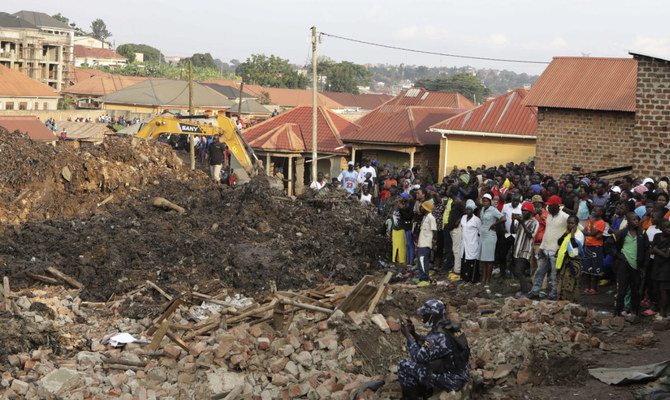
[{"x1": 416, "y1": 299, "x2": 445, "y2": 316}]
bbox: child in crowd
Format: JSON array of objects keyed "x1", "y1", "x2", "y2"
[
  {"x1": 583, "y1": 206, "x2": 606, "y2": 294},
  {"x1": 651, "y1": 219, "x2": 670, "y2": 319},
  {"x1": 606, "y1": 212, "x2": 649, "y2": 319}
]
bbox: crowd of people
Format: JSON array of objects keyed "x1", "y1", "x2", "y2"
[{"x1": 317, "y1": 159, "x2": 670, "y2": 322}]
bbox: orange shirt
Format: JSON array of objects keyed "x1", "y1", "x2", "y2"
[
  {"x1": 585, "y1": 219, "x2": 606, "y2": 247},
  {"x1": 664, "y1": 209, "x2": 670, "y2": 220}
]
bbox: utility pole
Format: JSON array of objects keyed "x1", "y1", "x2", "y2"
[
  {"x1": 311, "y1": 26, "x2": 317, "y2": 183},
  {"x1": 189, "y1": 60, "x2": 195, "y2": 170}
]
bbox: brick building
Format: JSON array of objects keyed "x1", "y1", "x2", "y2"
[
  {"x1": 629, "y1": 52, "x2": 670, "y2": 177},
  {"x1": 523, "y1": 57, "x2": 638, "y2": 177}
]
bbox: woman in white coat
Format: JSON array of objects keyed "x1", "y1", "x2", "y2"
[{"x1": 461, "y1": 199, "x2": 481, "y2": 283}]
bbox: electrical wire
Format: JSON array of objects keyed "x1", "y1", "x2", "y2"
[{"x1": 318, "y1": 31, "x2": 549, "y2": 65}]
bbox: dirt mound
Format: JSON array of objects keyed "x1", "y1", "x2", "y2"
[{"x1": 0, "y1": 132, "x2": 389, "y2": 304}]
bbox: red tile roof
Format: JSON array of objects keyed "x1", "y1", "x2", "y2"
[
  {"x1": 0, "y1": 116, "x2": 57, "y2": 141},
  {"x1": 63, "y1": 74, "x2": 148, "y2": 96},
  {"x1": 242, "y1": 106, "x2": 354, "y2": 154},
  {"x1": 0, "y1": 65, "x2": 59, "y2": 97},
  {"x1": 522, "y1": 57, "x2": 637, "y2": 112},
  {"x1": 74, "y1": 45, "x2": 127, "y2": 61},
  {"x1": 431, "y1": 89, "x2": 537, "y2": 137},
  {"x1": 72, "y1": 67, "x2": 108, "y2": 83},
  {"x1": 321, "y1": 92, "x2": 393, "y2": 110}
]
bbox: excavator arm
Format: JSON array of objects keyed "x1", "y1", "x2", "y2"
[{"x1": 136, "y1": 114, "x2": 257, "y2": 176}]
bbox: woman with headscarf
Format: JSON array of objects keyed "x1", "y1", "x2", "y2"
[
  {"x1": 478, "y1": 193, "x2": 506, "y2": 292},
  {"x1": 460, "y1": 199, "x2": 481, "y2": 283}
]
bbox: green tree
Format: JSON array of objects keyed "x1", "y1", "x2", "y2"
[
  {"x1": 323, "y1": 61, "x2": 372, "y2": 94},
  {"x1": 52, "y1": 13, "x2": 85, "y2": 35},
  {"x1": 414, "y1": 74, "x2": 490, "y2": 103},
  {"x1": 116, "y1": 44, "x2": 164, "y2": 64},
  {"x1": 90, "y1": 18, "x2": 111, "y2": 42},
  {"x1": 235, "y1": 54, "x2": 309, "y2": 89},
  {"x1": 179, "y1": 53, "x2": 217, "y2": 70}
]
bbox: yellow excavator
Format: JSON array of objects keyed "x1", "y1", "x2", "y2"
[{"x1": 136, "y1": 113, "x2": 260, "y2": 182}]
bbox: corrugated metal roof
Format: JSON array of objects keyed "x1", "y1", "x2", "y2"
[
  {"x1": 202, "y1": 80, "x2": 344, "y2": 109},
  {"x1": 0, "y1": 116, "x2": 56, "y2": 141},
  {"x1": 321, "y1": 92, "x2": 393, "y2": 110},
  {"x1": 202, "y1": 83, "x2": 255, "y2": 99},
  {"x1": 522, "y1": 57, "x2": 637, "y2": 112},
  {"x1": 57, "y1": 121, "x2": 111, "y2": 141},
  {"x1": 242, "y1": 106, "x2": 353, "y2": 154},
  {"x1": 343, "y1": 106, "x2": 466, "y2": 145},
  {"x1": 0, "y1": 64, "x2": 59, "y2": 97},
  {"x1": 431, "y1": 88, "x2": 537, "y2": 136},
  {"x1": 99, "y1": 79, "x2": 233, "y2": 108},
  {"x1": 62, "y1": 75, "x2": 148, "y2": 96}
]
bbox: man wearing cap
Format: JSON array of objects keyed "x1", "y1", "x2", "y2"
[
  {"x1": 417, "y1": 201, "x2": 437, "y2": 286},
  {"x1": 358, "y1": 159, "x2": 377, "y2": 186},
  {"x1": 397, "y1": 299, "x2": 470, "y2": 398},
  {"x1": 528, "y1": 195, "x2": 569, "y2": 300},
  {"x1": 606, "y1": 186, "x2": 622, "y2": 222},
  {"x1": 338, "y1": 161, "x2": 359, "y2": 194},
  {"x1": 511, "y1": 202, "x2": 540, "y2": 295}
]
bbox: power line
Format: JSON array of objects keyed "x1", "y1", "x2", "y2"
[{"x1": 318, "y1": 31, "x2": 549, "y2": 65}]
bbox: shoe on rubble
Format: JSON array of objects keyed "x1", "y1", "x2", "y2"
[
  {"x1": 417, "y1": 280, "x2": 430, "y2": 287},
  {"x1": 492, "y1": 268, "x2": 501, "y2": 278},
  {"x1": 599, "y1": 279, "x2": 610, "y2": 286},
  {"x1": 447, "y1": 273, "x2": 461, "y2": 281}
]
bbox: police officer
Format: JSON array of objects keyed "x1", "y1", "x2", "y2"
[{"x1": 397, "y1": 299, "x2": 470, "y2": 399}]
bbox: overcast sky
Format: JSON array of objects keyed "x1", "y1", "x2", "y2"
[{"x1": 13, "y1": 0, "x2": 670, "y2": 75}]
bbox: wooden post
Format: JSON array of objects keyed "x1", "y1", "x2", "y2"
[
  {"x1": 287, "y1": 156, "x2": 293, "y2": 196},
  {"x1": 238, "y1": 82, "x2": 244, "y2": 119},
  {"x1": 409, "y1": 149, "x2": 415, "y2": 168},
  {"x1": 266, "y1": 153, "x2": 271, "y2": 176},
  {"x1": 311, "y1": 26, "x2": 318, "y2": 184},
  {"x1": 189, "y1": 60, "x2": 195, "y2": 170}
]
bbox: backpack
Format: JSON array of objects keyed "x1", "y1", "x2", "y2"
[{"x1": 428, "y1": 324, "x2": 470, "y2": 373}]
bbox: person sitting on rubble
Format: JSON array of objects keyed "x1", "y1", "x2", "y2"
[{"x1": 398, "y1": 299, "x2": 470, "y2": 399}]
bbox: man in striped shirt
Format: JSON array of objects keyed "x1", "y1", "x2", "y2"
[{"x1": 511, "y1": 202, "x2": 539, "y2": 296}]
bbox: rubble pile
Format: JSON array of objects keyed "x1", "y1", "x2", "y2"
[
  {"x1": 0, "y1": 132, "x2": 388, "y2": 305},
  {"x1": 0, "y1": 277, "x2": 660, "y2": 400}
]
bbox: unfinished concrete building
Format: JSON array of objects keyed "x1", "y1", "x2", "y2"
[{"x1": 0, "y1": 11, "x2": 74, "y2": 92}]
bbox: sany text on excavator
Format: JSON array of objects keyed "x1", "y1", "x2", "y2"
[{"x1": 136, "y1": 113, "x2": 260, "y2": 181}]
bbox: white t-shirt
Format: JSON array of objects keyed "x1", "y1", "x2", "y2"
[
  {"x1": 501, "y1": 202, "x2": 522, "y2": 238},
  {"x1": 567, "y1": 231, "x2": 585, "y2": 257},
  {"x1": 647, "y1": 225, "x2": 661, "y2": 259},
  {"x1": 540, "y1": 210, "x2": 570, "y2": 252},
  {"x1": 310, "y1": 180, "x2": 326, "y2": 190},
  {"x1": 417, "y1": 213, "x2": 437, "y2": 248},
  {"x1": 358, "y1": 166, "x2": 377, "y2": 183},
  {"x1": 360, "y1": 193, "x2": 372, "y2": 204}
]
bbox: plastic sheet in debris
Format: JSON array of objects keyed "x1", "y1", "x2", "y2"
[{"x1": 589, "y1": 360, "x2": 670, "y2": 385}]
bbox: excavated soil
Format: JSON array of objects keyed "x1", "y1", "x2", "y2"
[{"x1": 0, "y1": 130, "x2": 389, "y2": 306}]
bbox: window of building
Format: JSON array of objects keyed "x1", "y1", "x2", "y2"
[
  {"x1": 5, "y1": 102, "x2": 14, "y2": 110},
  {"x1": 19, "y1": 102, "x2": 27, "y2": 110},
  {"x1": 43, "y1": 102, "x2": 48, "y2": 110},
  {"x1": 34, "y1": 102, "x2": 39, "y2": 110}
]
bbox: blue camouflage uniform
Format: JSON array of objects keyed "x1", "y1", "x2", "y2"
[{"x1": 397, "y1": 300, "x2": 469, "y2": 392}]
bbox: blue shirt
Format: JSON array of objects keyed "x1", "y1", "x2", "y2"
[{"x1": 338, "y1": 170, "x2": 358, "y2": 194}]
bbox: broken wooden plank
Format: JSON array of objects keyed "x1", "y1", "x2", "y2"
[
  {"x1": 226, "y1": 299, "x2": 277, "y2": 325},
  {"x1": 46, "y1": 267, "x2": 83, "y2": 289},
  {"x1": 146, "y1": 280, "x2": 172, "y2": 301},
  {"x1": 211, "y1": 385, "x2": 243, "y2": 400},
  {"x1": 97, "y1": 194, "x2": 114, "y2": 207},
  {"x1": 279, "y1": 298, "x2": 334, "y2": 315},
  {"x1": 105, "y1": 364, "x2": 142, "y2": 372},
  {"x1": 102, "y1": 355, "x2": 147, "y2": 367},
  {"x1": 149, "y1": 319, "x2": 170, "y2": 352},
  {"x1": 367, "y1": 272, "x2": 393, "y2": 313},
  {"x1": 183, "y1": 322, "x2": 219, "y2": 341},
  {"x1": 26, "y1": 272, "x2": 59, "y2": 285},
  {"x1": 166, "y1": 331, "x2": 189, "y2": 351},
  {"x1": 148, "y1": 296, "x2": 183, "y2": 336},
  {"x1": 80, "y1": 302, "x2": 107, "y2": 309},
  {"x1": 273, "y1": 302, "x2": 285, "y2": 331},
  {"x1": 336, "y1": 275, "x2": 374, "y2": 313},
  {"x1": 276, "y1": 291, "x2": 334, "y2": 309}
]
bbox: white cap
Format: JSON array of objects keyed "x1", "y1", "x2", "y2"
[
  {"x1": 610, "y1": 186, "x2": 621, "y2": 193},
  {"x1": 642, "y1": 178, "x2": 654, "y2": 185}
]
